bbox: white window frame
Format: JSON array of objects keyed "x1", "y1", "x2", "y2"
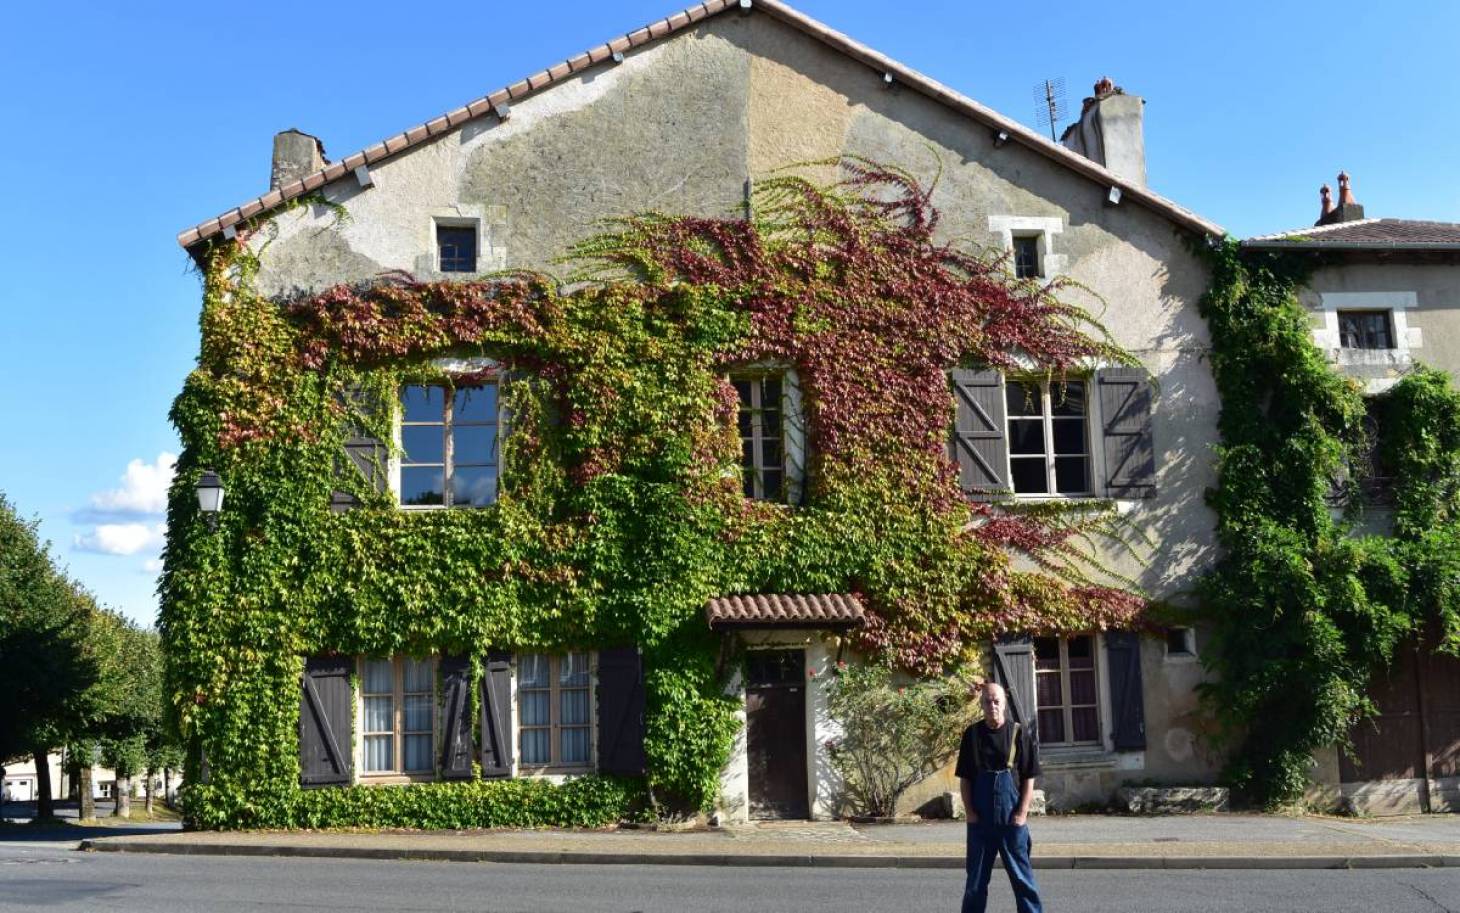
[
  {"x1": 512, "y1": 651, "x2": 598, "y2": 775},
  {"x1": 1033, "y1": 633, "x2": 1104, "y2": 750},
  {"x1": 1314, "y1": 292, "x2": 1421, "y2": 391},
  {"x1": 1004, "y1": 376, "x2": 1096, "y2": 499},
  {"x1": 392, "y1": 364, "x2": 505, "y2": 510},
  {"x1": 358, "y1": 655, "x2": 438, "y2": 781},
  {"x1": 727, "y1": 366, "x2": 806, "y2": 505},
  {"x1": 988, "y1": 216, "x2": 1066, "y2": 280}
]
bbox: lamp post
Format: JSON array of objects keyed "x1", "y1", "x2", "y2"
[{"x1": 196, "y1": 470, "x2": 224, "y2": 530}]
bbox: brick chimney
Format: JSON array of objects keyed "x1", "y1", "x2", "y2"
[
  {"x1": 1315, "y1": 171, "x2": 1365, "y2": 225},
  {"x1": 1060, "y1": 77, "x2": 1147, "y2": 187},
  {"x1": 271, "y1": 129, "x2": 327, "y2": 190}
]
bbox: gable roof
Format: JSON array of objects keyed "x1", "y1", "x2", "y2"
[
  {"x1": 1244, "y1": 217, "x2": 1460, "y2": 250},
  {"x1": 177, "y1": 0, "x2": 1224, "y2": 250},
  {"x1": 705, "y1": 593, "x2": 865, "y2": 629}
]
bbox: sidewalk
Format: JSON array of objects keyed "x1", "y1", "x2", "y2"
[{"x1": 81, "y1": 814, "x2": 1460, "y2": 870}]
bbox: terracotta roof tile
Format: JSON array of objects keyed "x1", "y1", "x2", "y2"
[
  {"x1": 177, "y1": 0, "x2": 1223, "y2": 250},
  {"x1": 1245, "y1": 218, "x2": 1460, "y2": 249},
  {"x1": 706, "y1": 593, "x2": 865, "y2": 629}
]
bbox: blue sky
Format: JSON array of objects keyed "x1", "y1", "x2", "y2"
[{"x1": 2, "y1": 0, "x2": 1457, "y2": 626}]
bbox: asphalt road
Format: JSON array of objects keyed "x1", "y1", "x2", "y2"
[{"x1": 3, "y1": 840, "x2": 1460, "y2": 913}]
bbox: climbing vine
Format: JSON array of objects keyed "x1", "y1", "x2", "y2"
[
  {"x1": 164, "y1": 160, "x2": 1146, "y2": 829},
  {"x1": 1195, "y1": 239, "x2": 1460, "y2": 807}
]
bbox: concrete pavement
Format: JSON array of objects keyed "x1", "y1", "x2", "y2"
[{"x1": 80, "y1": 814, "x2": 1460, "y2": 870}]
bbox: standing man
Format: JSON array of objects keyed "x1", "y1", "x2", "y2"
[{"x1": 956, "y1": 681, "x2": 1043, "y2": 913}]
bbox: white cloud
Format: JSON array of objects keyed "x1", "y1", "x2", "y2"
[
  {"x1": 75, "y1": 522, "x2": 167, "y2": 556},
  {"x1": 142, "y1": 558, "x2": 164, "y2": 574},
  {"x1": 89, "y1": 453, "x2": 177, "y2": 516}
]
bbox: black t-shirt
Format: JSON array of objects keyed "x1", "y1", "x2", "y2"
[{"x1": 955, "y1": 720, "x2": 1041, "y2": 782}]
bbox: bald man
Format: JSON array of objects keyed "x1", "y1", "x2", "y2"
[{"x1": 955, "y1": 682, "x2": 1043, "y2": 913}]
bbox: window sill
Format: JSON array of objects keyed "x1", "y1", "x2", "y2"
[
  {"x1": 357, "y1": 774, "x2": 438, "y2": 785},
  {"x1": 517, "y1": 766, "x2": 596, "y2": 780}
]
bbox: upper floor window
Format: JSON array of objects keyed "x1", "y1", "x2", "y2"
[
  {"x1": 1012, "y1": 234, "x2": 1041, "y2": 279},
  {"x1": 1338, "y1": 310, "x2": 1394, "y2": 350},
  {"x1": 1006, "y1": 379, "x2": 1092, "y2": 496},
  {"x1": 399, "y1": 384, "x2": 498, "y2": 508},
  {"x1": 1034, "y1": 634, "x2": 1101, "y2": 747},
  {"x1": 437, "y1": 224, "x2": 478, "y2": 273},
  {"x1": 361, "y1": 655, "x2": 436, "y2": 775},
  {"x1": 733, "y1": 374, "x2": 786, "y2": 502},
  {"x1": 517, "y1": 652, "x2": 593, "y2": 770}
]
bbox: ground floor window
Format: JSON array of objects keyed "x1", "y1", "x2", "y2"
[
  {"x1": 361, "y1": 655, "x2": 436, "y2": 775},
  {"x1": 517, "y1": 652, "x2": 593, "y2": 770},
  {"x1": 1034, "y1": 634, "x2": 1101, "y2": 746}
]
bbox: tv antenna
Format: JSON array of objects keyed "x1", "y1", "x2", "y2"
[{"x1": 1033, "y1": 77, "x2": 1066, "y2": 142}]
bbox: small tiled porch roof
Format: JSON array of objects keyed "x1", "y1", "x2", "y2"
[{"x1": 705, "y1": 593, "x2": 865, "y2": 629}]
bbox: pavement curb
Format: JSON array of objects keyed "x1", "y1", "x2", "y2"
[{"x1": 78, "y1": 839, "x2": 1460, "y2": 871}]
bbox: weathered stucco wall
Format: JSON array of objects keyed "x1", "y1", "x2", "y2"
[{"x1": 1302, "y1": 261, "x2": 1460, "y2": 385}]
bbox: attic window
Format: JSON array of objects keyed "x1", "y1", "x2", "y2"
[
  {"x1": 1012, "y1": 234, "x2": 1041, "y2": 279},
  {"x1": 1337, "y1": 310, "x2": 1394, "y2": 350},
  {"x1": 437, "y1": 225, "x2": 478, "y2": 273}
]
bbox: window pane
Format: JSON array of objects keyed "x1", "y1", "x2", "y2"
[
  {"x1": 454, "y1": 385, "x2": 496, "y2": 423},
  {"x1": 761, "y1": 470, "x2": 784, "y2": 501},
  {"x1": 742, "y1": 468, "x2": 756, "y2": 498},
  {"x1": 520, "y1": 690, "x2": 550, "y2": 727},
  {"x1": 438, "y1": 226, "x2": 477, "y2": 273},
  {"x1": 1009, "y1": 420, "x2": 1046, "y2": 455},
  {"x1": 451, "y1": 466, "x2": 498, "y2": 507},
  {"x1": 762, "y1": 438, "x2": 783, "y2": 469},
  {"x1": 521, "y1": 729, "x2": 550, "y2": 765},
  {"x1": 560, "y1": 653, "x2": 590, "y2": 686},
  {"x1": 762, "y1": 407, "x2": 782, "y2": 438},
  {"x1": 561, "y1": 727, "x2": 590, "y2": 765},
  {"x1": 733, "y1": 380, "x2": 752, "y2": 406},
  {"x1": 1036, "y1": 671, "x2": 1063, "y2": 707},
  {"x1": 453, "y1": 425, "x2": 497, "y2": 466},
  {"x1": 1034, "y1": 637, "x2": 1060, "y2": 664},
  {"x1": 1071, "y1": 706, "x2": 1100, "y2": 743},
  {"x1": 364, "y1": 695, "x2": 393, "y2": 733},
  {"x1": 1010, "y1": 458, "x2": 1048, "y2": 494},
  {"x1": 402, "y1": 426, "x2": 444, "y2": 465},
  {"x1": 1052, "y1": 420, "x2": 1087, "y2": 455},
  {"x1": 404, "y1": 694, "x2": 433, "y2": 732},
  {"x1": 1055, "y1": 457, "x2": 1090, "y2": 494},
  {"x1": 763, "y1": 378, "x2": 781, "y2": 407},
  {"x1": 1037, "y1": 709, "x2": 1065, "y2": 744},
  {"x1": 519, "y1": 654, "x2": 549, "y2": 687},
  {"x1": 401, "y1": 467, "x2": 445, "y2": 506},
  {"x1": 1167, "y1": 628, "x2": 1194, "y2": 655},
  {"x1": 363, "y1": 660, "x2": 393, "y2": 694},
  {"x1": 404, "y1": 734, "x2": 433, "y2": 772},
  {"x1": 1013, "y1": 235, "x2": 1040, "y2": 279},
  {"x1": 364, "y1": 734, "x2": 394, "y2": 772},
  {"x1": 1005, "y1": 381, "x2": 1042, "y2": 417},
  {"x1": 402, "y1": 658, "x2": 434, "y2": 693},
  {"x1": 1069, "y1": 670, "x2": 1098, "y2": 705},
  {"x1": 1050, "y1": 382, "x2": 1086, "y2": 417},
  {"x1": 1068, "y1": 635, "x2": 1094, "y2": 664},
  {"x1": 737, "y1": 407, "x2": 752, "y2": 437},
  {"x1": 401, "y1": 386, "x2": 444, "y2": 423},
  {"x1": 561, "y1": 689, "x2": 590, "y2": 727}
]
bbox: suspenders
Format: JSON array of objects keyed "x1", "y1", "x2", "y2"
[{"x1": 973, "y1": 721, "x2": 1021, "y2": 772}]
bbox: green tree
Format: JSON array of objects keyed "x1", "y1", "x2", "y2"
[{"x1": 89, "y1": 614, "x2": 166, "y2": 818}]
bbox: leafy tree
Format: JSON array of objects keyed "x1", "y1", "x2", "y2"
[{"x1": 89, "y1": 614, "x2": 167, "y2": 818}]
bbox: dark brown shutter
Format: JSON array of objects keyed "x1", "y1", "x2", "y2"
[
  {"x1": 332, "y1": 387, "x2": 389, "y2": 511},
  {"x1": 479, "y1": 650, "x2": 514, "y2": 778},
  {"x1": 991, "y1": 636, "x2": 1037, "y2": 741},
  {"x1": 300, "y1": 656, "x2": 353, "y2": 786},
  {"x1": 951, "y1": 368, "x2": 1008, "y2": 501},
  {"x1": 438, "y1": 654, "x2": 475, "y2": 780},
  {"x1": 596, "y1": 647, "x2": 647, "y2": 775},
  {"x1": 1105, "y1": 631, "x2": 1147, "y2": 750},
  {"x1": 1097, "y1": 368, "x2": 1156, "y2": 499}
]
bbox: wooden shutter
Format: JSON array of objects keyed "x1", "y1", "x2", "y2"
[
  {"x1": 299, "y1": 656, "x2": 353, "y2": 786},
  {"x1": 951, "y1": 368, "x2": 1008, "y2": 501},
  {"x1": 479, "y1": 650, "x2": 514, "y2": 778},
  {"x1": 438, "y1": 654, "x2": 475, "y2": 780},
  {"x1": 991, "y1": 636, "x2": 1037, "y2": 741},
  {"x1": 1097, "y1": 367, "x2": 1156, "y2": 499},
  {"x1": 332, "y1": 387, "x2": 388, "y2": 512},
  {"x1": 1105, "y1": 631, "x2": 1147, "y2": 750},
  {"x1": 596, "y1": 647, "x2": 647, "y2": 776}
]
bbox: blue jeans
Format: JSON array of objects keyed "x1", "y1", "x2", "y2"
[{"x1": 962, "y1": 769, "x2": 1042, "y2": 913}]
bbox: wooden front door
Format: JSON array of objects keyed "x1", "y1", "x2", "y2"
[{"x1": 746, "y1": 649, "x2": 810, "y2": 820}]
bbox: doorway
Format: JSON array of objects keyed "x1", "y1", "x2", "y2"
[{"x1": 745, "y1": 648, "x2": 810, "y2": 819}]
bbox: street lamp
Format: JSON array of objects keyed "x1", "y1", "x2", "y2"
[{"x1": 196, "y1": 470, "x2": 224, "y2": 530}]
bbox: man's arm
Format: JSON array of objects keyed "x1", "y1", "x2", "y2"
[
  {"x1": 1011, "y1": 775, "x2": 1034, "y2": 826},
  {"x1": 960, "y1": 776, "x2": 977, "y2": 824}
]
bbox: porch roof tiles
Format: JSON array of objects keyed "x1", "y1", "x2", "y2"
[{"x1": 705, "y1": 593, "x2": 865, "y2": 629}]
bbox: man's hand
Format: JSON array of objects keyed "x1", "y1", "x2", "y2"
[
  {"x1": 966, "y1": 810, "x2": 979, "y2": 825},
  {"x1": 1010, "y1": 810, "x2": 1027, "y2": 827}
]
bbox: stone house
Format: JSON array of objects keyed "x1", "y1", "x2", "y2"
[
  {"x1": 173, "y1": 0, "x2": 1231, "y2": 823},
  {"x1": 1245, "y1": 176, "x2": 1460, "y2": 815}
]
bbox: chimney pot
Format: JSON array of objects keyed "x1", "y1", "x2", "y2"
[
  {"x1": 270, "y1": 129, "x2": 327, "y2": 191},
  {"x1": 1061, "y1": 76, "x2": 1145, "y2": 187},
  {"x1": 1319, "y1": 183, "x2": 1333, "y2": 219},
  {"x1": 1316, "y1": 171, "x2": 1365, "y2": 225}
]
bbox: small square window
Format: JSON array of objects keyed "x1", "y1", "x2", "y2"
[
  {"x1": 437, "y1": 225, "x2": 478, "y2": 273},
  {"x1": 1012, "y1": 235, "x2": 1041, "y2": 279},
  {"x1": 1165, "y1": 627, "x2": 1196, "y2": 657},
  {"x1": 1337, "y1": 310, "x2": 1394, "y2": 350}
]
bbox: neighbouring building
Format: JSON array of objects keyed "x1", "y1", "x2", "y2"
[
  {"x1": 1245, "y1": 175, "x2": 1460, "y2": 815},
  {"x1": 170, "y1": 0, "x2": 1234, "y2": 826}
]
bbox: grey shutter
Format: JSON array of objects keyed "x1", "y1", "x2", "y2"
[
  {"x1": 333, "y1": 387, "x2": 388, "y2": 511},
  {"x1": 991, "y1": 636, "x2": 1037, "y2": 741},
  {"x1": 479, "y1": 650, "x2": 514, "y2": 778},
  {"x1": 596, "y1": 647, "x2": 647, "y2": 776},
  {"x1": 438, "y1": 655, "x2": 475, "y2": 780},
  {"x1": 951, "y1": 369, "x2": 1008, "y2": 501},
  {"x1": 1105, "y1": 631, "x2": 1147, "y2": 750},
  {"x1": 300, "y1": 656, "x2": 353, "y2": 786},
  {"x1": 1097, "y1": 368, "x2": 1156, "y2": 499}
]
